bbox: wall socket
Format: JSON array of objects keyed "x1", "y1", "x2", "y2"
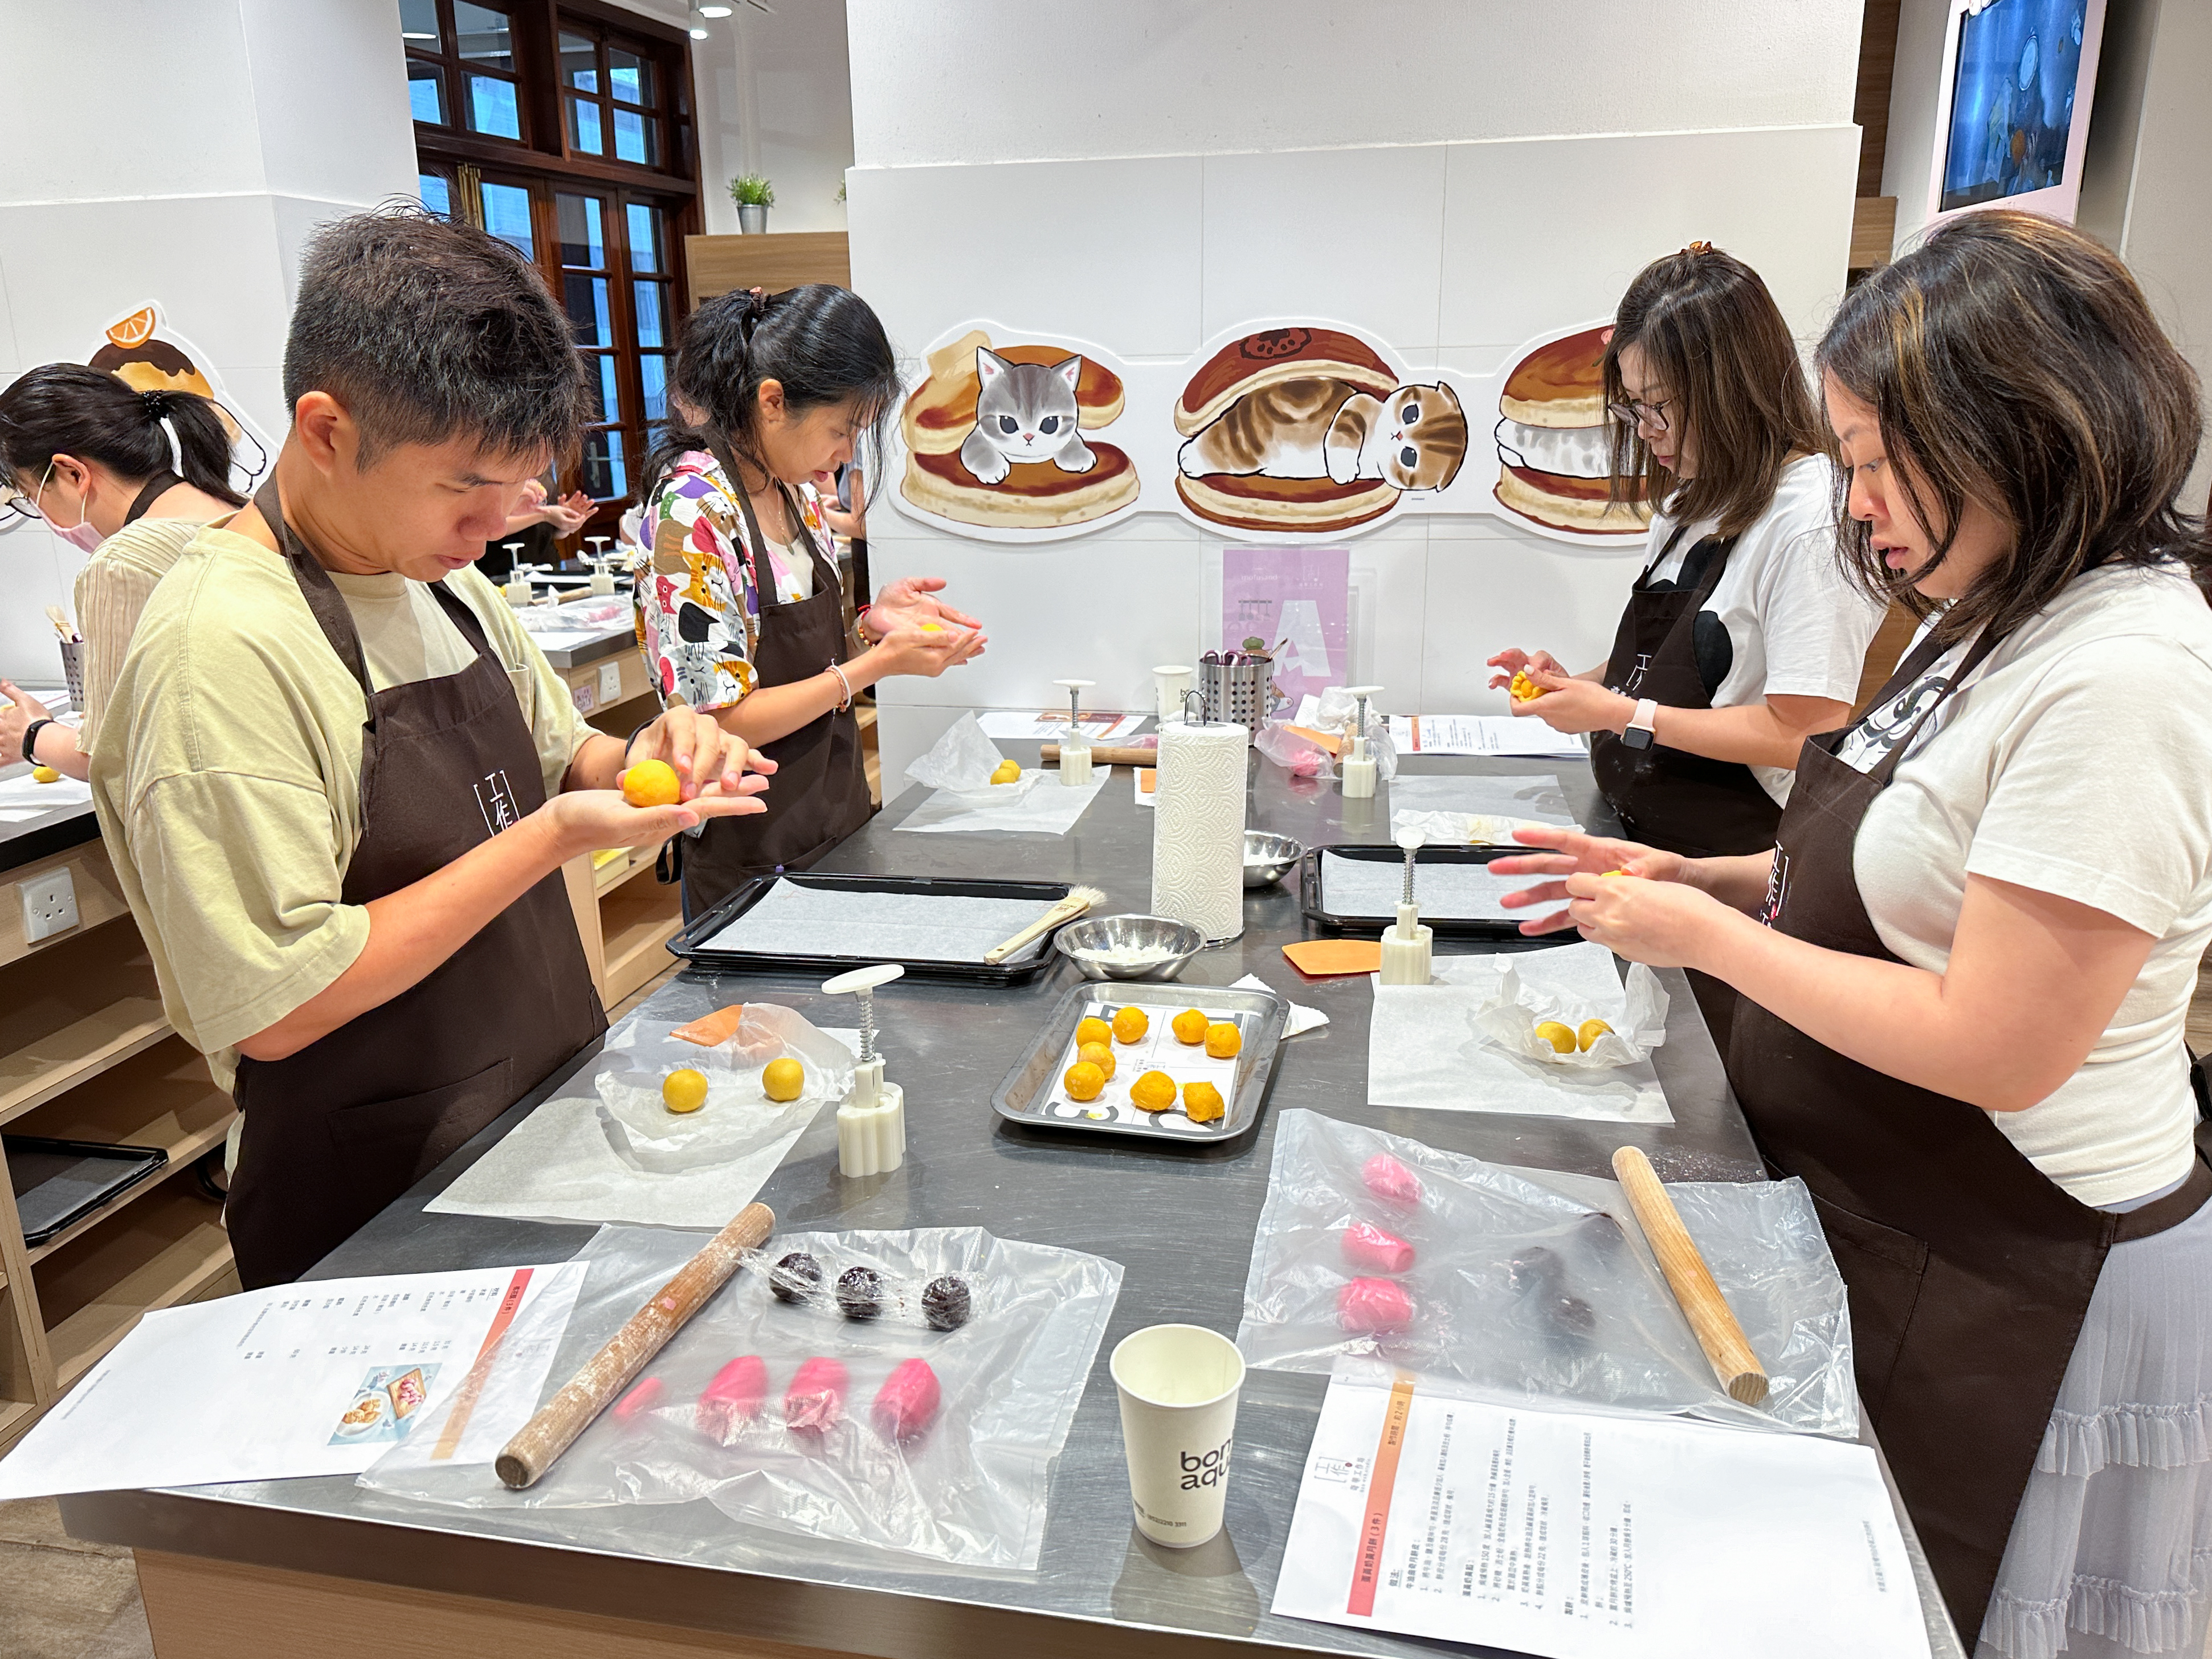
[
  {"x1": 598, "y1": 661, "x2": 624, "y2": 707},
  {"x1": 19, "y1": 867, "x2": 77, "y2": 943}
]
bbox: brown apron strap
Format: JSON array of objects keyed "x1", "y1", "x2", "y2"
[
  {"x1": 123, "y1": 471, "x2": 182, "y2": 526},
  {"x1": 252, "y1": 474, "x2": 381, "y2": 712},
  {"x1": 1859, "y1": 628, "x2": 2006, "y2": 787},
  {"x1": 2111, "y1": 1147, "x2": 2212, "y2": 1243}
]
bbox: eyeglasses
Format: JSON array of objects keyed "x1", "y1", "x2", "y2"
[
  {"x1": 0, "y1": 488, "x2": 40, "y2": 524},
  {"x1": 1607, "y1": 395, "x2": 1673, "y2": 433}
]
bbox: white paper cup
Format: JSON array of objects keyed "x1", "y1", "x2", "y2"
[
  {"x1": 1111, "y1": 1323, "x2": 1245, "y2": 1548},
  {"x1": 1154, "y1": 664, "x2": 1194, "y2": 724}
]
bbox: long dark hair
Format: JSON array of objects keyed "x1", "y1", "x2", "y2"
[
  {"x1": 1817, "y1": 209, "x2": 2208, "y2": 642},
  {"x1": 1603, "y1": 245, "x2": 1825, "y2": 537},
  {"x1": 642, "y1": 284, "x2": 897, "y2": 502},
  {"x1": 0, "y1": 363, "x2": 244, "y2": 506}
]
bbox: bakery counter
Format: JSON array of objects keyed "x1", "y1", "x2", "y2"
[{"x1": 62, "y1": 748, "x2": 1964, "y2": 1659}]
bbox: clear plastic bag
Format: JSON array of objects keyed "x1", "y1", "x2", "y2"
[
  {"x1": 594, "y1": 1004, "x2": 852, "y2": 1174},
  {"x1": 361, "y1": 1224, "x2": 1124, "y2": 1570},
  {"x1": 904, "y1": 711, "x2": 1038, "y2": 804},
  {"x1": 1236, "y1": 1110, "x2": 1857, "y2": 1437}
]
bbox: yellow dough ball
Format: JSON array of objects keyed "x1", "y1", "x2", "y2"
[
  {"x1": 989, "y1": 759, "x2": 1022, "y2": 785},
  {"x1": 29, "y1": 766, "x2": 58, "y2": 784},
  {"x1": 1510, "y1": 669, "x2": 1544, "y2": 702},
  {"x1": 1077, "y1": 1040, "x2": 1116, "y2": 1080},
  {"x1": 622, "y1": 759, "x2": 681, "y2": 808},
  {"x1": 920, "y1": 622, "x2": 944, "y2": 632},
  {"x1": 1203, "y1": 1021, "x2": 1242, "y2": 1060},
  {"x1": 761, "y1": 1057, "x2": 804, "y2": 1102},
  {"x1": 1112, "y1": 1006, "x2": 1149, "y2": 1044},
  {"x1": 1601, "y1": 869, "x2": 1629, "y2": 878},
  {"x1": 1182, "y1": 1081, "x2": 1226, "y2": 1123},
  {"x1": 1129, "y1": 1070, "x2": 1177, "y2": 1112},
  {"x1": 1170, "y1": 1008, "x2": 1209, "y2": 1045},
  {"x1": 1076, "y1": 1015, "x2": 1113, "y2": 1049},
  {"x1": 1534, "y1": 1021, "x2": 1578, "y2": 1055},
  {"x1": 663, "y1": 1068, "x2": 709, "y2": 1113},
  {"x1": 1576, "y1": 1019, "x2": 1614, "y2": 1053},
  {"x1": 1064, "y1": 1060, "x2": 1106, "y2": 1102}
]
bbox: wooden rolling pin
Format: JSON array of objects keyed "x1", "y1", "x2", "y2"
[
  {"x1": 1610, "y1": 1147, "x2": 1769, "y2": 1406},
  {"x1": 1040, "y1": 743, "x2": 1159, "y2": 768},
  {"x1": 496, "y1": 1202, "x2": 774, "y2": 1488}
]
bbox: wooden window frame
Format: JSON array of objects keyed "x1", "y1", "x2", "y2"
[{"x1": 402, "y1": 0, "x2": 531, "y2": 148}]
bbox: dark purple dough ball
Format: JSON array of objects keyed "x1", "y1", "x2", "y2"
[
  {"x1": 921, "y1": 1275, "x2": 972, "y2": 1331},
  {"x1": 836, "y1": 1266, "x2": 884, "y2": 1320},
  {"x1": 770, "y1": 1252, "x2": 822, "y2": 1305}
]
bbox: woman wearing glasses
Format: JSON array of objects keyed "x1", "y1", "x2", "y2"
[
  {"x1": 0, "y1": 365, "x2": 244, "y2": 779},
  {"x1": 1488, "y1": 244, "x2": 1886, "y2": 861}
]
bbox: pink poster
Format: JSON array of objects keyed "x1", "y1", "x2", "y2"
[{"x1": 1222, "y1": 546, "x2": 1350, "y2": 709}]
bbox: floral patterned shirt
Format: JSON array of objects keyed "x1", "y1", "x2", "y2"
[{"x1": 631, "y1": 452, "x2": 833, "y2": 712}]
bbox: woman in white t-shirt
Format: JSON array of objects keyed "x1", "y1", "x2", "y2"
[
  {"x1": 1489, "y1": 244, "x2": 1887, "y2": 859},
  {"x1": 1497, "y1": 211, "x2": 2212, "y2": 1656},
  {"x1": 0, "y1": 364, "x2": 245, "y2": 777}
]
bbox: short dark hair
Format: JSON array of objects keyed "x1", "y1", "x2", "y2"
[
  {"x1": 283, "y1": 203, "x2": 587, "y2": 468},
  {"x1": 1818, "y1": 209, "x2": 2208, "y2": 643},
  {"x1": 1603, "y1": 246, "x2": 1825, "y2": 537},
  {"x1": 0, "y1": 363, "x2": 243, "y2": 506}
]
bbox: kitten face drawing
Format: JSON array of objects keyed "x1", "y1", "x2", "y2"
[
  {"x1": 1176, "y1": 378, "x2": 1467, "y2": 493},
  {"x1": 958, "y1": 348, "x2": 1098, "y2": 484}
]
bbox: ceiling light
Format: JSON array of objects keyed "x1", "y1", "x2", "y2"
[
  {"x1": 686, "y1": 10, "x2": 711, "y2": 37},
  {"x1": 699, "y1": 3, "x2": 734, "y2": 15}
]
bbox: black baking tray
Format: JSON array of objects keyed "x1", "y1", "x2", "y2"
[
  {"x1": 666, "y1": 871, "x2": 1076, "y2": 983},
  {"x1": 1300, "y1": 843, "x2": 1532, "y2": 939},
  {"x1": 6, "y1": 1135, "x2": 169, "y2": 1247}
]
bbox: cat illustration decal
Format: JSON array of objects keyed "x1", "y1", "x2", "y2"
[{"x1": 960, "y1": 348, "x2": 1097, "y2": 483}]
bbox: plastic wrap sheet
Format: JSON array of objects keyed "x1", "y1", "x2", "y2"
[
  {"x1": 362, "y1": 1225, "x2": 1123, "y2": 1571},
  {"x1": 700, "y1": 880, "x2": 1058, "y2": 963},
  {"x1": 1236, "y1": 1111, "x2": 1858, "y2": 1437},
  {"x1": 1318, "y1": 851, "x2": 1523, "y2": 922},
  {"x1": 905, "y1": 711, "x2": 1007, "y2": 791},
  {"x1": 594, "y1": 1004, "x2": 854, "y2": 1174}
]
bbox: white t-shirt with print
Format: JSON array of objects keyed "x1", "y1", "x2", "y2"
[
  {"x1": 1835, "y1": 562, "x2": 2212, "y2": 1207},
  {"x1": 1641, "y1": 452, "x2": 1887, "y2": 805}
]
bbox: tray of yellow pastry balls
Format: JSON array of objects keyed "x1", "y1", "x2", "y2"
[{"x1": 990, "y1": 981, "x2": 1288, "y2": 1142}]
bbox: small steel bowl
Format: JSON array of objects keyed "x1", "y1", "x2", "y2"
[
  {"x1": 1243, "y1": 831, "x2": 1304, "y2": 889},
  {"x1": 1054, "y1": 914, "x2": 1205, "y2": 982}
]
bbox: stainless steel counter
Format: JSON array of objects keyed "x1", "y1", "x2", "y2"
[{"x1": 64, "y1": 746, "x2": 1965, "y2": 1659}]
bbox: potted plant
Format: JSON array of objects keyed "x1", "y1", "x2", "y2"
[{"x1": 729, "y1": 174, "x2": 774, "y2": 234}]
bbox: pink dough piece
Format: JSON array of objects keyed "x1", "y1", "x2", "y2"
[
  {"x1": 1338, "y1": 1276, "x2": 1415, "y2": 1334},
  {"x1": 696, "y1": 1355, "x2": 769, "y2": 1439},
  {"x1": 784, "y1": 1356, "x2": 848, "y2": 1433},
  {"x1": 871, "y1": 1358, "x2": 944, "y2": 1443},
  {"x1": 1342, "y1": 1221, "x2": 1415, "y2": 1275},
  {"x1": 613, "y1": 1376, "x2": 664, "y2": 1421},
  {"x1": 1362, "y1": 1153, "x2": 1423, "y2": 1209}
]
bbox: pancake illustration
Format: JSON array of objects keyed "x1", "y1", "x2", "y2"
[{"x1": 1491, "y1": 325, "x2": 1648, "y2": 538}]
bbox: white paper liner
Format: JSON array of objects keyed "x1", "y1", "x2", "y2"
[
  {"x1": 1033, "y1": 999, "x2": 1250, "y2": 1137},
  {"x1": 895, "y1": 768, "x2": 1112, "y2": 836},
  {"x1": 699, "y1": 879, "x2": 1059, "y2": 963},
  {"x1": 1386, "y1": 771, "x2": 1573, "y2": 823},
  {"x1": 1390, "y1": 808, "x2": 1564, "y2": 847},
  {"x1": 594, "y1": 1003, "x2": 855, "y2": 1173},
  {"x1": 1471, "y1": 956, "x2": 1670, "y2": 1068},
  {"x1": 1317, "y1": 849, "x2": 1523, "y2": 922}
]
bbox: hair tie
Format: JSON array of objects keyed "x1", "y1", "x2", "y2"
[
  {"x1": 738, "y1": 285, "x2": 770, "y2": 340},
  {"x1": 1682, "y1": 240, "x2": 1713, "y2": 257},
  {"x1": 139, "y1": 388, "x2": 176, "y2": 419}
]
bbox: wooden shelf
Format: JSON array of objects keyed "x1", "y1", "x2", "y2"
[
  {"x1": 0, "y1": 926, "x2": 173, "y2": 1131},
  {"x1": 592, "y1": 845, "x2": 659, "y2": 896},
  {"x1": 35, "y1": 1182, "x2": 231, "y2": 1391},
  {"x1": 599, "y1": 878, "x2": 685, "y2": 1006},
  {"x1": 0, "y1": 1397, "x2": 35, "y2": 1456}
]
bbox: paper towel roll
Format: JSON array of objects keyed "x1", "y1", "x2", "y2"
[{"x1": 1151, "y1": 720, "x2": 1248, "y2": 943}]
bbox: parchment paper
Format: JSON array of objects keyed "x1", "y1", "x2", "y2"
[
  {"x1": 895, "y1": 768, "x2": 1112, "y2": 837},
  {"x1": 1317, "y1": 851, "x2": 1524, "y2": 922},
  {"x1": 1385, "y1": 772, "x2": 1573, "y2": 823},
  {"x1": 699, "y1": 880, "x2": 1059, "y2": 963}
]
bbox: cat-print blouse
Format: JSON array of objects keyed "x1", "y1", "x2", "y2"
[{"x1": 631, "y1": 451, "x2": 832, "y2": 712}]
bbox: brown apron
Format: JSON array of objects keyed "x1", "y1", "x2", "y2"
[
  {"x1": 223, "y1": 479, "x2": 606, "y2": 1289},
  {"x1": 1589, "y1": 526, "x2": 1782, "y2": 859},
  {"x1": 1727, "y1": 626, "x2": 2212, "y2": 1636},
  {"x1": 675, "y1": 452, "x2": 872, "y2": 917},
  {"x1": 121, "y1": 472, "x2": 182, "y2": 525}
]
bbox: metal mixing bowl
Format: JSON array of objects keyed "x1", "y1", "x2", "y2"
[
  {"x1": 1054, "y1": 914, "x2": 1205, "y2": 982},
  {"x1": 1243, "y1": 831, "x2": 1304, "y2": 889}
]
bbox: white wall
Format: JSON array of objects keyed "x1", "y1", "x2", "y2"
[
  {"x1": 844, "y1": 0, "x2": 1867, "y2": 785},
  {"x1": 0, "y1": 0, "x2": 417, "y2": 683}
]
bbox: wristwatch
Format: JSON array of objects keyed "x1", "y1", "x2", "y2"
[{"x1": 1619, "y1": 698, "x2": 1660, "y2": 751}]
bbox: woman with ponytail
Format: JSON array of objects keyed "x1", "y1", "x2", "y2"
[
  {"x1": 0, "y1": 363, "x2": 244, "y2": 778},
  {"x1": 634, "y1": 283, "x2": 987, "y2": 916}
]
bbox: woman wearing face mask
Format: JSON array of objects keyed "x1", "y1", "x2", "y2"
[
  {"x1": 1495, "y1": 211, "x2": 2212, "y2": 1653},
  {"x1": 634, "y1": 284, "x2": 987, "y2": 917},
  {"x1": 1488, "y1": 244, "x2": 1887, "y2": 860},
  {"x1": 0, "y1": 365, "x2": 246, "y2": 779}
]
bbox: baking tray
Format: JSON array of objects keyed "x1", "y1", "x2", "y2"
[
  {"x1": 667, "y1": 871, "x2": 1075, "y2": 983},
  {"x1": 1300, "y1": 843, "x2": 1532, "y2": 939},
  {"x1": 992, "y1": 981, "x2": 1288, "y2": 1143},
  {"x1": 6, "y1": 1135, "x2": 169, "y2": 1247}
]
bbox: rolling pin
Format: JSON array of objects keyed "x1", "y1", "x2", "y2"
[
  {"x1": 1610, "y1": 1147, "x2": 1769, "y2": 1405},
  {"x1": 496, "y1": 1202, "x2": 774, "y2": 1488},
  {"x1": 1040, "y1": 743, "x2": 1159, "y2": 768}
]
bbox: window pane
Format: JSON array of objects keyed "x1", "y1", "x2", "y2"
[
  {"x1": 625, "y1": 204, "x2": 660, "y2": 272},
  {"x1": 632, "y1": 280, "x2": 664, "y2": 348},
  {"x1": 612, "y1": 107, "x2": 654, "y2": 166},
  {"x1": 565, "y1": 276, "x2": 611, "y2": 346},
  {"x1": 407, "y1": 61, "x2": 446, "y2": 124},
  {"x1": 609, "y1": 48, "x2": 654, "y2": 107},
  {"x1": 467, "y1": 74, "x2": 520, "y2": 138},
  {"x1": 579, "y1": 356, "x2": 620, "y2": 425},
  {"x1": 418, "y1": 173, "x2": 452, "y2": 216},
  {"x1": 566, "y1": 92, "x2": 602, "y2": 154},
  {"x1": 639, "y1": 354, "x2": 667, "y2": 423},
  {"x1": 582, "y1": 429, "x2": 627, "y2": 498},
  {"x1": 479, "y1": 181, "x2": 535, "y2": 259},
  {"x1": 453, "y1": 2, "x2": 513, "y2": 71},
  {"x1": 561, "y1": 31, "x2": 599, "y2": 92},
  {"x1": 556, "y1": 193, "x2": 605, "y2": 269},
  {"x1": 399, "y1": 0, "x2": 440, "y2": 41}
]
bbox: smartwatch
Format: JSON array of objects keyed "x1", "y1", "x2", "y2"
[{"x1": 1619, "y1": 698, "x2": 1660, "y2": 751}]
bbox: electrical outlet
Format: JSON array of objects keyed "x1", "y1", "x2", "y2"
[
  {"x1": 20, "y1": 867, "x2": 77, "y2": 942},
  {"x1": 598, "y1": 661, "x2": 624, "y2": 706}
]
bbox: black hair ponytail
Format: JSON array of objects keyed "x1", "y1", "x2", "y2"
[{"x1": 0, "y1": 363, "x2": 245, "y2": 507}]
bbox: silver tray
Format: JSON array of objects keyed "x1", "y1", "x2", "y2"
[{"x1": 991, "y1": 981, "x2": 1288, "y2": 1143}]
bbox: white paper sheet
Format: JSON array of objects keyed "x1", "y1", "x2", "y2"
[
  {"x1": 1230, "y1": 973, "x2": 1328, "y2": 1036},
  {"x1": 0, "y1": 770, "x2": 92, "y2": 816},
  {"x1": 0, "y1": 1262, "x2": 587, "y2": 1498},
  {"x1": 700, "y1": 877, "x2": 1060, "y2": 961},
  {"x1": 1319, "y1": 851, "x2": 1524, "y2": 922},
  {"x1": 895, "y1": 767, "x2": 1112, "y2": 836},
  {"x1": 1274, "y1": 1366, "x2": 1930, "y2": 1659},
  {"x1": 974, "y1": 709, "x2": 1148, "y2": 742},
  {"x1": 1387, "y1": 773, "x2": 1574, "y2": 824},
  {"x1": 1387, "y1": 714, "x2": 1589, "y2": 759},
  {"x1": 1368, "y1": 946, "x2": 1674, "y2": 1123}
]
